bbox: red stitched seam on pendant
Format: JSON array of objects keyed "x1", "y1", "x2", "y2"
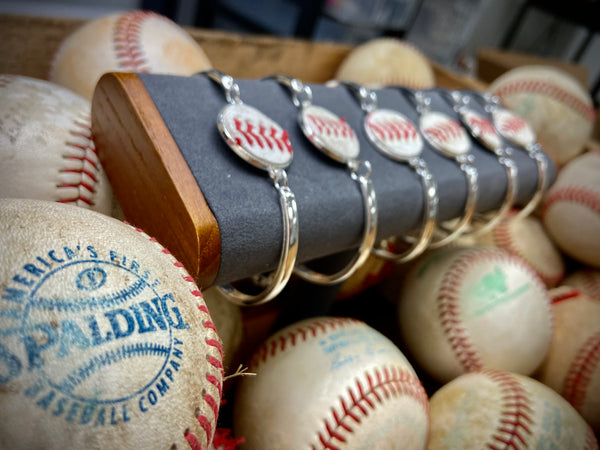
[
  {"x1": 113, "y1": 10, "x2": 155, "y2": 72},
  {"x1": 494, "y1": 79, "x2": 596, "y2": 122},
  {"x1": 481, "y1": 369, "x2": 534, "y2": 450},
  {"x1": 311, "y1": 366, "x2": 428, "y2": 450},
  {"x1": 491, "y1": 218, "x2": 564, "y2": 287},
  {"x1": 562, "y1": 332, "x2": 600, "y2": 413},
  {"x1": 437, "y1": 248, "x2": 551, "y2": 372},
  {"x1": 248, "y1": 317, "x2": 362, "y2": 368},
  {"x1": 542, "y1": 185, "x2": 600, "y2": 219},
  {"x1": 423, "y1": 119, "x2": 463, "y2": 144},
  {"x1": 127, "y1": 225, "x2": 223, "y2": 450}
]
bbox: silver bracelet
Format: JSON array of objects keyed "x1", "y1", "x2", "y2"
[
  {"x1": 267, "y1": 75, "x2": 378, "y2": 284},
  {"x1": 403, "y1": 89, "x2": 479, "y2": 248},
  {"x1": 337, "y1": 81, "x2": 437, "y2": 263},
  {"x1": 481, "y1": 93, "x2": 548, "y2": 220},
  {"x1": 200, "y1": 70, "x2": 299, "y2": 305},
  {"x1": 443, "y1": 90, "x2": 518, "y2": 236}
]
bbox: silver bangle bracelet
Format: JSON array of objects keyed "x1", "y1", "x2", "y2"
[
  {"x1": 443, "y1": 90, "x2": 518, "y2": 236},
  {"x1": 200, "y1": 70, "x2": 299, "y2": 305},
  {"x1": 482, "y1": 93, "x2": 549, "y2": 220},
  {"x1": 337, "y1": 80, "x2": 437, "y2": 263},
  {"x1": 266, "y1": 74, "x2": 378, "y2": 285},
  {"x1": 403, "y1": 89, "x2": 479, "y2": 248}
]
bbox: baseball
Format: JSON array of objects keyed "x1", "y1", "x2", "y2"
[
  {"x1": 0, "y1": 75, "x2": 113, "y2": 215},
  {"x1": 563, "y1": 268, "x2": 600, "y2": 300},
  {"x1": 542, "y1": 150, "x2": 600, "y2": 268},
  {"x1": 336, "y1": 251, "x2": 395, "y2": 300},
  {"x1": 489, "y1": 65, "x2": 596, "y2": 166},
  {"x1": 233, "y1": 316, "x2": 429, "y2": 449},
  {"x1": 471, "y1": 210, "x2": 565, "y2": 287},
  {"x1": 202, "y1": 286, "x2": 243, "y2": 372},
  {"x1": 398, "y1": 246, "x2": 552, "y2": 383},
  {"x1": 0, "y1": 198, "x2": 223, "y2": 449},
  {"x1": 428, "y1": 369, "x2": 598, "y2": 449},
  {"x1": 537, "y1": 286, "x2": 600, "y2": 432},
  {"x1": 50, "y1": 10, "x2": 212, "y2": 101},
  {"x1": 334, "y1": 38, "x2": 435, "y2": 89}
]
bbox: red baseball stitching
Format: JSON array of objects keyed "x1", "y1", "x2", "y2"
[
  {"x1": 437, "y1": 248, "x2": 551, "y2": 372},
  {"x1": 424, "y1": 120, "x2": 463, "y2": 145},
  {"x1": 113, "y1": 10, "x2": 155, "y2": 72},
  {"x1": 0, "y1": 74, "x2": 15, "y2": 87},
  {"x1": 542, "y1": 185, "x2": 600, "y2": 219},
  {"x1": 494, "y1": 79, "x2": 596, "y2": 122},
  {"x1": 127, "y1": 224, "x2": 223, "y2": 450},
  {"x1": 491, "y1": 215, "x2": 564, "y2": 287},
  {"x1": 481, "y1": 369, "x2": 534, "y2": 450},
  {"x1": 311, "y1": 365, "x2": 428, "y2": 450},
  {"x1": 233, "y1": 118, "x2": 292, "y2": 153},
  {"x1": 248, "y1": 317, "x2": 362, "y2": 368},
  {"x1": 561, "y1": 331, "x2": 600, "y2": 414},
  {"x1": 585, "y1": 426, "x2": 600, "y2": 450},
  {"x1": 366, "y1": 116, "x2": 417, "y2": 142},
  {"x1": 58, "y1": 113, "x2": 101, "y2": 207},
  {"x1": 574, "y1": 270, "x2": 600, "y2": 300},
  {"x1": 307, "y1": 114, "x2": 355, "y2": 139},
  {"x1": 550, "y1": 288, "x2": 582, "y2": 305}
]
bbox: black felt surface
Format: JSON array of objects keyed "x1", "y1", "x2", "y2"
[{"x1": 138, "y1": 74, "x2": 556, "y2": 285}]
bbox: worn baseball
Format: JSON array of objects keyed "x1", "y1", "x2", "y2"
[
  {"x1": 471, "y1": 210, "x2": 565, "y2": 287},
  {"x1": 563, "y1": 268, "x2": 600, "y2": 300},
  {"x1": 490, "y1": 65, "x2": 596, "y2": 166},
  {"x1": 0, "y1": 75, "x2": 113, "y2": 215},
  {"x1": 0, "y1": 199, "x2": 223, "y2": 449},
  {"x1": 542, "y1": 151, "x2": 600, "y2": 268},
  {"x1": 50, "y1": 10, "x2": 212, "y2": 101},
  {"x1": 398, "y1": 246, "x2": 552, "y2": 383},
  {"x1": 234, "y1": 316, "x2": 429, "y2": 449},
  {"x1": 335, "y1": 38, "x2": 435, "y2": 89},
  {"x1": 537, "y1": 286, "x2": 600, "y2": 432},
  {"x1": 428, "y1": 369, "x2": 598, "y2": 449},
  {"x1": 202, "y1": 286, "x2": 243, "y2": 372}
]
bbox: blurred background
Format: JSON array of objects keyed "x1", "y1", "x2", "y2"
[{"x1": 1, "y1": 0, "x2": 599, "y2": 103}]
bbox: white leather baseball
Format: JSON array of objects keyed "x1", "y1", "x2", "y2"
[
  {"x1": 50, "y1": 10, "x2": 212, "y2": 101},
  {"x1": 542, "y1": 151, "x2": 600, "y2": 268},
  {"x1": 398, "y1": 246, "x2": 552, "y2": 383},
  {"x1": 335, "y1": 38, "x2": 435, "y2": 89},
  {"x1": 428, "y1": 369, "x2": 598, "y2": 449},
  {"x1": 0, "y1": 198, "x2": 223, "y2": 449},
  {"x1": 471, "y1": 210, "x2": 565, "y2": 287},
  {"x1": 490, "y1": 65, "x2": 596, "y2": 166},
  {"x1": 563, "y1": 269, "x2": 600, "y2": 300},
  {"x1": 537, "y1": 286, "x2": 600, "y2": 432},
  {"x1": 233, "y1": 316, "x2": 429, "y2": 449},
  {"x1": 0, "y1": 75, "x2": 113, "y2": 215}
]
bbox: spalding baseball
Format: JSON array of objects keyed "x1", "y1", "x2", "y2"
[
  {"x1": 471, "y1": 210, "x2": 565, "y2": 287},
  {"x1": 490, "y1": 65, "x2": 596, "y2": 166},
  {"x1": 428, "y1": 369, "x2": 598, "y2": 449},
  {"x1": 202, "y1": 286, "x2": 243, "y2": 372},
  {"x1": 537, "y1": 286, "x2": 600, "y2": 432},
  {"x1": 50, "y1": 10, "x2": 212, "y2": 100},
  {"x1": 0, "y1": 199, "x2": 223, "y2": 449},
  {"x1": 0, "y1": 75, "x2": 113, "y2": 215},
  {"x1": 234, "y1": 317, "x2": 429, "y2": 449},
  {"x1": 563, "y1": 268, "x2": 600, "y2": 300},
  {"x1": 542, "y1": 150, "x2": 600, "y2": 268},
  {"x1": 335, "y1": 38, "x2": 435, "y2": 89},
  {"x1": 398, "y1": 246, "x2": 552, "y2": 383}
]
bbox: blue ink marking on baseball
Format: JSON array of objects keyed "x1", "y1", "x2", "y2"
[
  {"x1": 0, "y1": 247, "x2": 191, "y2": 426},
  {"x1": 76, "y1": 267, "x2": 107, "y2": 291}
]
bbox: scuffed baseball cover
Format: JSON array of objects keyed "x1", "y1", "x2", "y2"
[{"x1": 0, "y1": 198, "x2": 223, "y2": 449}]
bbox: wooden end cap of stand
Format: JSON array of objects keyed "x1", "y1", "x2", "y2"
[{"x1": 91, "y1": 72, "x2": 221, "y2": 288}]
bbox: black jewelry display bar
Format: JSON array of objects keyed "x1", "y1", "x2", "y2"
[{"x1": 91, "y1": 73, "x2": 555, "y2": 288}]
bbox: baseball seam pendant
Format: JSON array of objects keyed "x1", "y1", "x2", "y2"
[
  {"x1": 483, "y1": 93, "x2": 548, "y2": 220},
  {"x1": 444, "y1": 90, "x2": 518, "y2": 236},
  {"x1": 200, "y1": 70, "x2": 299, "y2": 306},
  {"x1": 340, "y1": 81, "x2": 437, "y2": 263},
  {"x1": 267, "y1": 75, "x2": 377, "y2": 285},
  {"x1": 405, "y1": 88, "x2": 479, "y2": 248}
]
